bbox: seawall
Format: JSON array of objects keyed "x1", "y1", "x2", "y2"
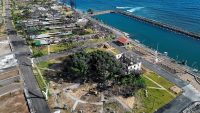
[{"x1": 92, "y1": 10, "x2": 200, "y2": 40}]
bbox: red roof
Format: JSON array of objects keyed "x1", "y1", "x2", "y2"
[{"x1": 117, "y1": 37, "x2": 130, "y2": 44}]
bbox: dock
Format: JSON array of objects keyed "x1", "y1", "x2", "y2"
[{"x1": 91, "y1": 10, "x2": 200, "y2": 40}]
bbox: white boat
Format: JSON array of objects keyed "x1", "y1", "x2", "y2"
[{"x1": 123, "y1": 32, "x2": 130, "y2": 37}]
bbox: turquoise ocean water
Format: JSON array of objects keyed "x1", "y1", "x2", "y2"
[{"x1": 61, "y1": 0, "x2": 200, "y2": 71}]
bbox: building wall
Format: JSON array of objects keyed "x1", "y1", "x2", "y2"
[{"x1": 128, "y1": 62, "x2": 142, "y2": 71}]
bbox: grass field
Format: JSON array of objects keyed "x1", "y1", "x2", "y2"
[
  {"x1": 35, "y1": 72, "x2": 46, "y2": 91},
  {"x1": 135, "y1": 88, "x2": 174, "y2": 113},
  {"x1": 34, "y1": 60, "x2": 57, "y2": 91},
  {"x1": 134, "y1": 71, "x2": 178, "y2": 113},
  {"x1": 37, "y1": 61, "x2": 55, "y2": 69},
  {"x1": 32, "y1": 46, "x2": 48, "y2": 57},
  {"x1": 143, "y1": 77, "x2": 158, "y2": 87},
  {"x1": 50, "y1": 42, "x2": 83, "y2": 53},
  {"x1": 144, "y1": 71, "x2": 175, "y2": 90},
  {"x1": 84, "y1": 44, "x2": 121, "y2": 56},
  {"x1": 50, "y1": 38, "x2": 112, "y2": 53}
]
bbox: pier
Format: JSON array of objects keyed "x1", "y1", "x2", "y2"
[{"x1": 91, "y1": 10, "x2": 200, "y2": 40}]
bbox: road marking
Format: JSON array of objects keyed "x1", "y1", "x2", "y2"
[{"x1": 147, "y1": 87, "x2": 165, "y2": 90}]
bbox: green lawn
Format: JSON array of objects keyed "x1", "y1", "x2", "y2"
[
  {"x1": 50, "y1": 38, "x2": 112, "y2": 53},
  {"x1": 35, "y1": 61, "x2": 57, "y2": 91},
  {"x1": 144, "y1": 72, "x2": 175, "y2": 90},
  {"x1": 37, "y1": 61, "x2": 55, "y2": 68},
  {"x1": 84, "y1": 48, "x2": 99, "y2": 53},
  {"x1": 50, "y1": 42, "x2": 83, "y2": 53},
  {"x1": 32, "y1": 46, "x2": 48, "y2": 57},
  {"x1": 111, "y1": 48, "x2": 121, "y2": 54},
  {"x1": 143, "y1": 77, "x2": 158, "y2": 87},
  {"x1": 84, "y1": 43, "x2": 121, "y2": 56},
  {"x1": 134, "y1": 72, "x2": 178, "y2": 113},
  {"x1": 31, "y1": 35, "x2": 113, "y2": 57},
  {"x1": 85, "y1": 38, "x2": 112, "y2": 44},
  {"x1": 135, "y1": 88, "x2": 174, "y2": 113},
  {"x1": 35, "y1": 73, "x2": 46, "y2": 91}
]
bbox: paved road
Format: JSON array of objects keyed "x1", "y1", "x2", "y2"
[
  {"x1": 155, "y1": 95, "x2": 192, "y2": 113},
  {"x1": 110, "y1": 42, "x2": 188, "y2": 87},
  {"x1": 5, "y1": 0, "x2": 51, "y2": 113},
  {"x1": 18, "y1": 57, "x2": 51, "y2": 113}
]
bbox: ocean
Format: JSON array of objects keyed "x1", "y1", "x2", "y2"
[
  {"x1": 61, "y1": 0, "x2": 200, "y2": 71},
  {"x1": 74, "y1": 0, "x2": 200, "y2": 35}
]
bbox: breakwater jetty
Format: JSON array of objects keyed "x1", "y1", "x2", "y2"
[{"x1": 91, "y1": 10, "x2": 200, "y2": 40}]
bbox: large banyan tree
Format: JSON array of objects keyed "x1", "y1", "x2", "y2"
[{"x1": 62, "y1": 50, "x2": 146, "y2": 97}]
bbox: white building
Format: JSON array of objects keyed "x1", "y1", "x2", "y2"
[
  {"x1": 119, "y1": 53, "x2": 142, "y2": 74},
  {"x1": 0, "y1": 54, "x2": 17, "y2": 71},
  {"x1": 36, "y1": 34, "x2": 50, "y2": 39},
  {"x1": 76, "y1": 18, "x2": 88, "y2": 26},
  {"x1": 127, "y1": 62, "x2": 142, "y2": 71}
]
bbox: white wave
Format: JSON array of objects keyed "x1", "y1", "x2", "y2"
[
  {"x1": 116, "y1": 6, "x2": 132, "y2": 9},
  {"x1": 127, "y1": 7, "x2": 144, "y2": 13}
]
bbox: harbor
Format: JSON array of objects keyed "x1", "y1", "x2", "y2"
[{"x1": 92, "y1": 10, "x2": 200, "y2": 40}]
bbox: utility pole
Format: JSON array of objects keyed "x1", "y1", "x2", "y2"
[
  {"x1": 155, "y1": 50, "x2": 158, "y2": 63},
  {"x1": 155, "y1": 43, "x2": 159, "y2": 63}
]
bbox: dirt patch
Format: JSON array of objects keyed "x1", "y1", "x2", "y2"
[
  {"x1": 104, "y1": 101, "x2": 129, "y2": 113},
  {"x1": 0, "y1": 90, "x2": 29, "y2": 113},
  {"x1": 49, "y1": 82, "x2": 76, "y2": 112},
  {"x1": 0, "y1": 35, "x2": 7, "y2": 41},
  {"x1": 71, "y1": 84, "x2": 97, "y2": 99},
  {"x1": 76, "y1": 103, "x2": 102, "y2": 113},
  {"x1": 80, "y1": 93, "x2": 101, "y2": 103},
  {"x1": 117, "y1": 96, "x2": 135, "y2": 109},
  {"x1": 0, "y1": 67, "x2": 19, "y2": 80},
  {"x1": 0, "y1": 43, "x2": 11, "y2": 56}
]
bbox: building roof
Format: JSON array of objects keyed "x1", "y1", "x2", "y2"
[
  {"x1": 35, "y1": 40, "x2": 41, "y2": 46},
  {"x1": 36, "y1": 34, "x2": 50, "y2": 39},
  {"x1": 117, "y1": 36, "x2": 130, "y2": 44}
]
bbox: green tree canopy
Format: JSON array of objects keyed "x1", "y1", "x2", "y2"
[
  {"x1": 63, "y1": 50, "x2": 145, "y2": 97},
  {"x1": 64, "y1": 50, "x2": 122, "y2": 83}
]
